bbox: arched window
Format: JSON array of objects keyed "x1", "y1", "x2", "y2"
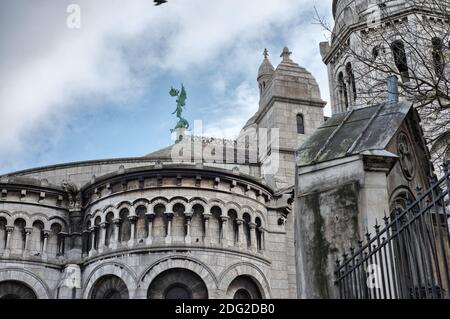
[
  {"x1": 135, "y1": 206, "x2": 148, "y2": 241},
  {"x1": 338, "y1": 72, "x2": 349, "y2": 111},
  {"x1": 165, "y1": 285, "x2": 191, "y2": 299},
  {"x1": 93, "y1": 217, "x2": 101, "y2": 250},
  {"x1": 297, "y1": 114, "x2": 305, "y2": 134},
  {"x1": 346, "y1": 62, "x2": 357, "y2": 102},
  {"x1": 227, "y1": 276, "x2": 263, "y2": 299},
  {"x1": 391, "y1": 40, "x2": 410, "y2": 82},
  {"x1": 255, "y1": 217, "x2": 263, "y2": 251},
  {"x1": 0, "y1": 218, "x2": 7, "y2": 253},
  {"x1": 119, "y1": 209, "x2": 131, "y2": 243},
  {"x1": 0, "y1": 281, "x2": 37, "y2": 299},
  {"x1": 234, "y1": 289, "x2": 252, "y2": 299},
  {"x1": 372, "y1": 45, "x2": 380, "y2": 60},
  {"x1": 432, "y1": 37, "x2": 444, "y2": 77},
  {"x1": 90, "y1": 275, "x2": 129, "y2": 299},
  {"x1": 147, "y1": 269, "x2": 208, "y2": 299},
  {"x1": 243, "y1": 213, "x2": 251, "y2": 248},
  {"x1": 227, "y1": 210, "x2": 238, "y2": 246},
  {"x1": 105, "y1": 212, "x2": 114, "y2": 247},
  {"x1": 172, "y1": 203, "x2": 186, "y2": 243},
  {"x1": 191, "y1": 204, "x2": 204, "y2": 243}
]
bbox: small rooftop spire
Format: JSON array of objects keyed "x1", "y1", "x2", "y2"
[
  {"x1": 280, "y1": 46, "x2": 292, "y2": 62},
  {"x1": 263, "y1": 48, "x2": 269, "y2": 59}
]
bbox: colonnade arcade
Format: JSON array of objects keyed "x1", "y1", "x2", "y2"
[
  {"x1": 0, "y1": 212, "x2": 67, "y2": 260},
  {"x1": 83, "y1": 199, "x2": 266, "y2": 256}
]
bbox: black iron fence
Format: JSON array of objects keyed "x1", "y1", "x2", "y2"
[{"x1": 335, "y1": 163, "x2": 450, "y2": 299}]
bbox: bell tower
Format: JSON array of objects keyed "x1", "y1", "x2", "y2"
[{"x1": 242, "y1": 47, "x2": 327, "y2": 189}]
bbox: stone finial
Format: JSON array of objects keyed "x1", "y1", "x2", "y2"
[
  {"x1": 280, "y1": 46, "x2": 292, "y2": 62},
  {"x1": 263, "y1": 48, "x2": 269, "y2": 59}
]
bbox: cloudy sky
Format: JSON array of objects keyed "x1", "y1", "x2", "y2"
[{"x1": 0, "y1": 0, "x2": 333, "y2": 175}]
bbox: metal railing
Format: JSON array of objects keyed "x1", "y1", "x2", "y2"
[{"x1": 335, "y1": 163, "x2": 450, "y2": 299}]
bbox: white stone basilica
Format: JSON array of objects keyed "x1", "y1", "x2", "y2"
[{"x1": 0, "y1": 46, "x2": 325, "y2": 299}]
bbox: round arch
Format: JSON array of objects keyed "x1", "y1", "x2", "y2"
[
  {"x1": 0, "y1": 281, "x2": 37, "y2": 299},
  {"x1": 389, "y1": 186, "x2": 416, "y2": 212},
  {"x1": 0, "y1": 211, "x2": 12, "y2": 226},
  {"x1": 11, "y1": 212, "x2": 31, "y2": 228},
  {"x1": 137, "y1": 256, "x2": 218, "y2": 298},
  {"x1": 0, "y1": 268, "x2": 51, "y2": 299},
  {"x1": 90, "y1": 275, "x2": 129, "y2": 299},
  {"x1": 218, "y1": 263, "x2": 270, "y2": 299},
  {"x1": 147, "y1": 268, "x2": 208, "y2": 299},
  {"x1": 29, "y1": 213, "x2": 50, "y2": 230},
  {"x1": 82, "y1": 262, "x2": 138, "y2": 299}
]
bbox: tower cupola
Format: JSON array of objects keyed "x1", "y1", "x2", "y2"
[{"x1": 257, "y1": 49, "x2": 274, "y2": 96}]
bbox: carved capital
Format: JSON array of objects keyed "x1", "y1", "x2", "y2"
[
  {"x1": 203, "y1": 213, "x2": 212, "y2": 220},
  {"x1": 220, "y1": 215, "x2": 229, "y2": 223},
  {"x1": 165, "y1": 212, "x2": 174, "y2": 220},
  {"x1": 128, "y1": 215, "x2": 137, "y2": 223}
]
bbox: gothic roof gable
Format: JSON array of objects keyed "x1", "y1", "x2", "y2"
[{"x1": 297, "y1": 101, "x2": 414, "y2": 166}]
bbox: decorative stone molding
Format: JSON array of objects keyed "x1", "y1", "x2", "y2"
[
  {"x1": 0, "y1": 268, "x2": 51, "y2": 299},
  {"x1": 218, "y1": 262, "x2": 271, "y2": 299},
  {"x1": 136, "y1": 256, "x2": 219, "y2": 299},
  {"x1": 82, "y1": 262, "x2": 138, "y2": 299}
]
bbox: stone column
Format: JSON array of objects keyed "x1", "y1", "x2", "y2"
[
  {"x1": 236, "y1": 219, "x2": 244, "y2": 248},
  {"x1": 23, "y1": 227, "x2": 33, "y2": 257},
  {"x1": 3, "y1": 226, "x2": 14, "y2": 257},
  {"x1": 146, "y1": 214, "x2": 155, "y2": 245},
  {"x1": 68, "y1": 209, "x2": 83, "y2": 260},
  {"x1": 89, "y1": 227, "x2": 96, "y2": 256},
  {"x1": 203, "y1": 213, "x2": 211, "y2": 245},
  {"x1": 113, "y1": 219, "x2": 121, "y2": 249},
  {"x1": 165, "y1": 212, "x2": 174, "y2": 244},
  {"x1": 58, "y1": 232, "x2": 67, "y2": 257},
  {"x1": 98, "y1": 223, "x2": 107, "y2": 253},
  {"x1": 249, "y1": 222, "x2": 257, "y2": 252},
  {"x1": 128, "y1": 216, "x2": 137, "y2": 246},
  {"x1": 220, "y1": 216, "x2": 229, "y2": 246},
  {"x1": 185, "y1": 212, "x2": 193, "y2": 244},
  {"x1": 42, "y1": 230, "x2": 50, "y2": 259},
  {"x1": 260, "y1": 228, "x2": 266, "y2": 251}
]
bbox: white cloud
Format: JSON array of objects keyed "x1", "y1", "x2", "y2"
[
  {"x1": 0, "y1": 0, "x2": 333, "y2": 164},
  {"x1": 202, "y1": 81, "x2": 259, "y2": 139}
]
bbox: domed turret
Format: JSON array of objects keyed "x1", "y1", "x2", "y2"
[
  {"x1": 271, "y1": 47, "x2": 322, "y2": 101},
  {"x1": 257, "y1": 49, "x2": 274, "y2": 96}
]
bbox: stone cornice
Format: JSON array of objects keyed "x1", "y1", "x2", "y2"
[
  {"x1": 248, "y1": 95, "x2": 326, "y2": 130},
  {"x1": 81, "y1": 245, "x2": 271, "y2": 267}
]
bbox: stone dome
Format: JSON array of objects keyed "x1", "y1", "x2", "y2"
[
  {"x1": 271, "y1": 47, "x2": 322, "y2": 101},
  {"x1": 257, "y1": 49, "x2": 274, "y2": 80}
]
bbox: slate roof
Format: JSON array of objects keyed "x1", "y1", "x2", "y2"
[{"x1": 296, "y1": 101, "x2": 413, "y2": 166}]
